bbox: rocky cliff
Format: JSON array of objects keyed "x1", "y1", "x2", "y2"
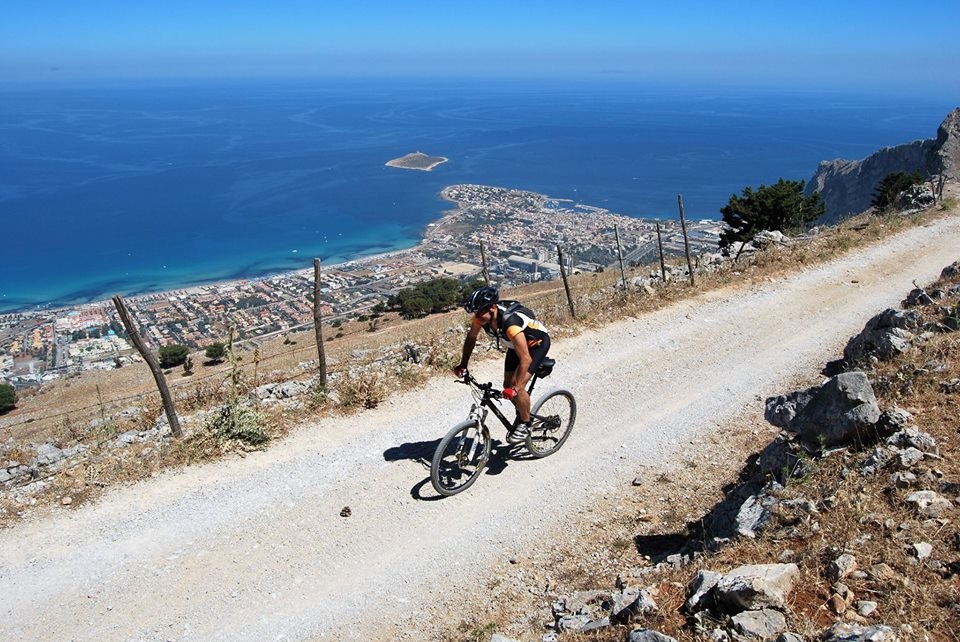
[{"x1": 807, "y1": 108, "x2": 960, "y2": 223}]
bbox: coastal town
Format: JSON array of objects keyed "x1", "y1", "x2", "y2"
[{"x1": 0, "y1": 184, "x2": 722, "y2": 387}]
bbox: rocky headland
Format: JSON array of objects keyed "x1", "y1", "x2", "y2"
[{"x1": 807, "y1": 108, "x2": 960, "y2": 222}]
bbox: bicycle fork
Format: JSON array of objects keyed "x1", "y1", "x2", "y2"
[{"x1": 461, "y1": 404, "x2": 489, "y2": 462}]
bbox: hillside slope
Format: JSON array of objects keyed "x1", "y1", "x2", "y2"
[{"x1": 2, "y1": 214, "x2": 960, "y2": 641}]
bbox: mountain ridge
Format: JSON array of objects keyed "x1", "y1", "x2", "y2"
[{"x1": 807, "y1": 107, "x2": 960, "y2": 222}]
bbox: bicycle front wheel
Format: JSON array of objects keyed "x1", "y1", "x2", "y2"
[
  {"x1": 431, "y1": 420, "x2": 491, "y2": 496},
  {"x1": 526, "y1": 389, "x2": 576, "y2": 458}
]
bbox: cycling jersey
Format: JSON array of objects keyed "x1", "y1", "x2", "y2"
[{"x1": 472, "y1": 300, "x2": 549, "y2": 350}]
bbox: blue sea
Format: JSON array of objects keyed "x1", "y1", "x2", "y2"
[{"x1": 0, "y1": 78, "x2": 953, "y2": 312}]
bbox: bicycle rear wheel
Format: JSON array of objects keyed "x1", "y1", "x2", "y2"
[
  {"x1": 526, "y1": 389, "x2": 576, "y2": 458},
  {"x1": 431, "y1": 420, "x2": 491, "y2": 496}
]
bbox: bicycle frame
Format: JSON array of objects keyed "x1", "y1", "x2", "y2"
[
  {"x1": 458, "y1": 370, "x2": 545, "y2": 432},
  {"x1": 432, "y1": 363, "x2": 573, "y2": 495}
]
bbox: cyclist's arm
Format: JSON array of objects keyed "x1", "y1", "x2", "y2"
[
  {"x1": 458, "y1": 320, "x2": 483, "y2": 368},
  {"x1": 506, "y1": 327, "x2": 532, "y2": 388}
]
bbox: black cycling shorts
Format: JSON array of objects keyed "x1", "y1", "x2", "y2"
[{"x1": 504, "y1": 335, "x2": 551, "y2": 375}]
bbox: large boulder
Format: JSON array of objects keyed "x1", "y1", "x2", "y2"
[
  {"x1": 766, "y1": 372, "x2": 881, "y2": 448},
  {"x1": 844, "y1": 309, "x2": 921, "y2": 364},
  {"x1": 941, "y1": 260, "x2": 960, "y2": 280},
  {"x1": 765, "y1": 388, "x2": 818, "y2": 431},
  {"x1": 893, "y1": 184, "x2": 936, "y2": 212},
  {"x1": 731, "y1": 609, "x2": 787, "y2": 640},
  {"x1": 714, "y1": 563, "x2": 800, "y2": 613}
]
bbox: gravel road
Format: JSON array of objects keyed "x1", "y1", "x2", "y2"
[{"x1": 3, "y1": 216, "x2": 959, "y2": 641}]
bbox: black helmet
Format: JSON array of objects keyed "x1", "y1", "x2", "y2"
[{"x1": 464, "y1": 286, "x2": 499, "y2": 313}]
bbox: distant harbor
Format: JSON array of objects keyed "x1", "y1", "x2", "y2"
[
  {"x1": 385, "y1": 151, "x2": 449, "y2": 171},
  {"x1": 0, "y1": 183, "x2": 722, "y2": 387}
]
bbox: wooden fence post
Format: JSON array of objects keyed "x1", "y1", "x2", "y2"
[
  {"x1": 655, "y1": 222, "x2": 667, "y2": 282},
  {"x1": 111, "y1": 294, "x2": 182, "y2": 437},
  {"x1": 614, "y1": 224, "x2": 628, "y2": 295},
  {"x1": 556, "y1": 245, "x2": 577, "y2": 319},
  {"x1": 479, "y1": 240, "x2": 490, "y2": 285},
  {"x1": 677, "y1": 194, "x2": 696, "y2": 286},
  {"x1": 313, "y1": 258, "x2": 328, "y2": 389}
]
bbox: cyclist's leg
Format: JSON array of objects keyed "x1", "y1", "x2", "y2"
[
  {"x1": 503, "y1": 350, "x2": 530, "y2": 424},
  {"x1": 522, "y1": 338, "x2": 551, "y2": 424}
]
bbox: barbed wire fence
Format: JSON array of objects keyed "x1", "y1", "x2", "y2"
[{"x1": 3, "y1": 223, "x2": 724, "y2": 438}]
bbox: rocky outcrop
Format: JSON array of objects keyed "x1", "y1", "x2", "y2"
[
  {"x1": 934, "y1": 107, "x2": 960, "y2": 179},
  {"x1": 764, "y1": 371, "x2": 881, "y2": 448},
  {"x1": 713, "y1": 563, "x2": 800, "y2": 612},
  {"x1": 806, "y1": 108, "x2": 959, "y2": 222},
  {"x1": 549, "y1": 586, "x2": 658, "y2": 635},
  {"x1": 807, "y1": 139, "x2": 936, "y2": 222},
  {"x1": 843, "y1": 308, "x2": 921, "y2": 364}
]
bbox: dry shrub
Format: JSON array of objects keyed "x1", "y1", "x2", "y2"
[
  {"x1": 391, "y1": 360, "x2": 422, "y2": 385},
  {"x1": 206, "y1": 403, "x2": 268, "y2": 446},
  {"x1": 337, "y1": 368, "x2": 388, "y2": 409},
  {"x1": 304, "y1": 379, "x2": 332, "y2": 411},
  {"x1": 425, "y1": 339, "x2": 460, "y2": 371},
  {"x1": 179, "y1": 378, "x2": 221, "y2": 413}
]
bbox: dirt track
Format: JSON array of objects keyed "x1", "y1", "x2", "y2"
[{"x1": 2, "y1": 215, "x2": 960, "y2": 641}]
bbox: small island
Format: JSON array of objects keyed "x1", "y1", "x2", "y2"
[{"x1": 385, "y1": 151, "x2": 448, "y2": 171}]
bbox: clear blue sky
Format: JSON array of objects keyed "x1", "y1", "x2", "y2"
[{"x1": 3, "y1": 0, "x2": 959, "y2": 92}]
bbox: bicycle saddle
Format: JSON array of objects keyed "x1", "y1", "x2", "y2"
[{"x1": 536, "y1": 358, "x2": 556, "y2": 378}]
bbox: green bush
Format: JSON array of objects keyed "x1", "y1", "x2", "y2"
[
  {"x1": 0, "y1": 382, "x2": 16, "y2": 413},
  {"x1": 387, "y1": 276, "x2": 484, "y2": 319},
  {"x1": 204, "y1": 341, "x2": 227, "y2": 363},
  {"x1": 871, "y1": 171, "x2": 924, "y2": 212},
  {"x1": 719, "y1": 178, "x2": 824, "y2": 249},
  {"x1": 337, "y1": 369, "x2": 386, "y2": 409},
  {"x1": 158, "y1": 344, "x2": 190, "y2": 368},
  {"x1": 207, "y1": 404, "x2": 267, "y2": 445}
]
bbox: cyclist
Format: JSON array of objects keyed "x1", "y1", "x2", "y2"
[{"x1": 454, "y1": 286, "x2": 551, "y2": 444}]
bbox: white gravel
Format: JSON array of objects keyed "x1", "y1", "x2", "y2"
[{"x1": 2, "y1": 216, "x2": 959, "y2": 641}]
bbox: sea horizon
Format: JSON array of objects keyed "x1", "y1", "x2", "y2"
[{"x1": 1, "y1": 77, "x2": 954, "y2": 313}]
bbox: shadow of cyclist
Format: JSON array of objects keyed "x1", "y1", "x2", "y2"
[
  {"x1": 383, "y1": 439, "x2": 441, "y2": 469},
  {"x1": 394, "y1": 438, "x2": 534, "y2": 500}
]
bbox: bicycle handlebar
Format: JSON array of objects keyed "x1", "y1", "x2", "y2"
[{"x1": 455, "y1": 371, "x2": 502, "y2": 399}]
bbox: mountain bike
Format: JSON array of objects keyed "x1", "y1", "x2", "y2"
[{"x1": 430, "y1": 357, "x2": 576, "y2": 497}]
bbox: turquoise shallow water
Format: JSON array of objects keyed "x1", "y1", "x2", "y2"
[{"x1": 0, "y1": 78, "x2": 952, "y2": 312}]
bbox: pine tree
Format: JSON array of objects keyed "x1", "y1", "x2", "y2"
[{"x1": 719, "y1": 178, "x2": 824, "y2": 249}]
